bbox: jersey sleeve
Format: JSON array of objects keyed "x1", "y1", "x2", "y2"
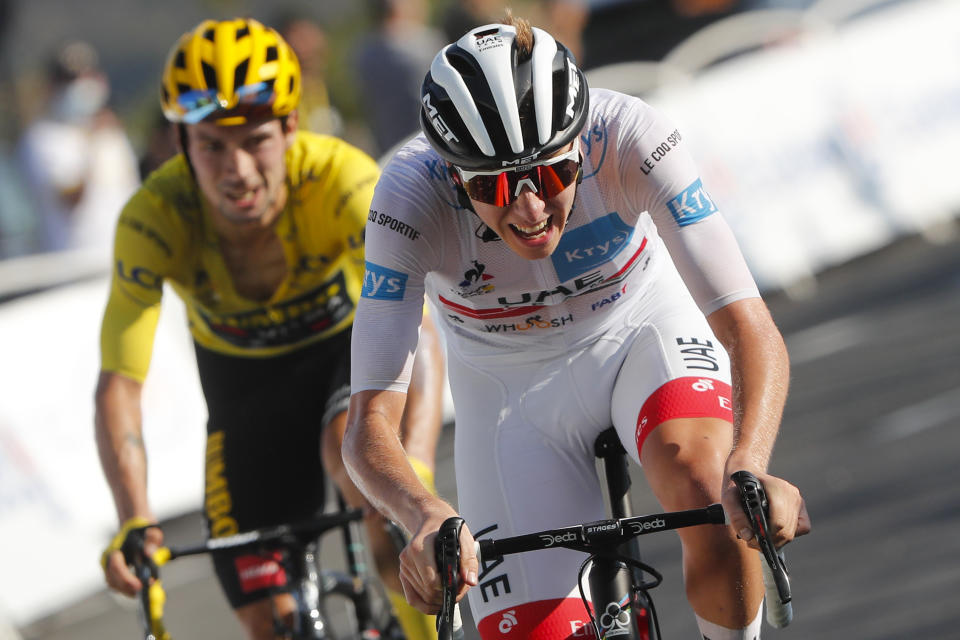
[
  {"x1": 616, "y1": 97, "x2": 760, "y2": 315},
  {"x1": 329, "y1": 141, "x2": 381, "y2": 272},
  {"x1": 99, "y1": 188, "x2": 179, "y2": 382},
  {"x1": 350, "y1": 151, "x2": 443, "y2": 394}
]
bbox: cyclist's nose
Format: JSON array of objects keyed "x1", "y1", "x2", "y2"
[
  {"x1": 511, "y1": 187, "x2": 545, "y2": 217},
  {"x1": 223, "y1": 147, "x2": 257, "y2": 179}
]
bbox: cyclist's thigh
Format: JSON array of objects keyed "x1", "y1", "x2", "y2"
[
  {"x1": 610, "y1": 270, "x2": 733, "y2": 468},
  {"x1": 448, "y1": 347, "x2": 611, "y2": 639}
]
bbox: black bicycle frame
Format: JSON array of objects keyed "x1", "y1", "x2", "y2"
[{"x1": 591, "y1": 427, "x2": 658, "y2": 640}]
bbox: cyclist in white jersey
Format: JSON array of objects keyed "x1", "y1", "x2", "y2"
[{"x1": 344, "y1": 14, "x2": 810, "y2": 640}]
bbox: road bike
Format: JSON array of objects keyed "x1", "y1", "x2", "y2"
[
  {"x1": 124, "y1": 493, "x2": 405, "y2": 639},
  {"x1": 435, "y1": 428, "x2": 792, "y2": 639}
]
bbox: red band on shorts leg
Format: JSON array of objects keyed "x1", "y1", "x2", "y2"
[
  {"x1": 478, "y1": 598, "x2": 598, "y2": 639},
  {"x1": 234, "y1": 551, "x2": 287, "y2": 593},
  {"x1": 634, "y1": 377, "x2": 733, "y2": 458}
]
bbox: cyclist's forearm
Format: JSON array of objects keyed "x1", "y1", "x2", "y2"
[
  {"x1": 708, "y1": 298, "x2": 789, "y2": 471},
  {"x1": 400, "y1": 312, "x2": 445, "y2": 469},
  {"x1": 344, "y1": 390, "x2": 443, "y2": 533},
  {"x1": 94, "y1": 370, "x2": 153, "y2": 523}
]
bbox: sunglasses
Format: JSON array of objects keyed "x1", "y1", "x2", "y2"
[
  {"x1": 176, "y1": 81, "x2": 274, "y2": 124},
  {"x1": 454, "y1": 143, "x2": 582, "y2": 207}
]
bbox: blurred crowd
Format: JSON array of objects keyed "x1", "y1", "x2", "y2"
[{"x1": 0, "y1": 0, "x2": 819, "y2": 266}]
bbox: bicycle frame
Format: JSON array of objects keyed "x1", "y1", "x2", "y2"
[{"x1": 592, "y1": 427, "x2": 660, "y2": 639}]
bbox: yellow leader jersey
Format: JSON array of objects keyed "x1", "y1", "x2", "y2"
[{"x1": 100, "y1": 131, "x2": 378, "y2": 383}]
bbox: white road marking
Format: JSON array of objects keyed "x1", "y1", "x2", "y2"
[
  {"x1": 873, "y1": 387, "x2": 960, "y2": 442},
  {"x1": 784, "y1": 316, "x2": 870, "y2": 365}
]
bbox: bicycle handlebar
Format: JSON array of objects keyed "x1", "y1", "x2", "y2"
[
  {"x1": 731, "y1": 470, "x2": 793, "y2": 628},
  {"x1": 435, "y1": 505, "x2": 726, "y2": 639},
  {"x1": 435, "y1": 475, "x2": 796, "y2": 636},
  {"x1": 124, "y1": 510, "x2": 365, "y2": 640},
  {"x1": 162, "y1": 509, "x2": 364, "y2": 560},
  {"x1": 476, "y1": 504, "x2": 726, "y2": 560}
]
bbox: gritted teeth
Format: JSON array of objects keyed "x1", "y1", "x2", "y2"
[{"x1": 510, "y1": 218, "x2": 549, "y2": 235}]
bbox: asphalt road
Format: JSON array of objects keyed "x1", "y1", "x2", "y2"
[{"x1": 19, "y1": 229, "x2": 960, "y2": 640}]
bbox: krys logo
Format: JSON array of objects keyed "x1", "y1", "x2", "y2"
[
  {"x1": 666, "y1": 178, "x2": 717, "y2": 226},
  {"x1": 551, "y1": 212, "x2": 634, "y2": 282},
  {"x1": 362, "y1": 262, "x2": 408, "y2": 300}
]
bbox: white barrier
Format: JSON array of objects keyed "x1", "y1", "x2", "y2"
[
  {"x1": 587, "y1": 0, "x2": 960, "y2": 294},
  {"x1": 0, "y1": 280, "x2": 208, "y2": 625}
]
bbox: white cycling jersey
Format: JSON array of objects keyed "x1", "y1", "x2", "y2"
[
  {"x1": 351, "y1": 88, "x2": 763, "y2": 639},
  {"x1": 351, "y1": 88, "x2": 758, "y2": 393}
]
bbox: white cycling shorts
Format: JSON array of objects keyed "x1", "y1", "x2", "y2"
[{"x1": 447, "y1": 259, "x2": 734, "y2": 639}]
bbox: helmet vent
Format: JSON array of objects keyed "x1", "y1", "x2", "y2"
[
  {"x1": 236, "y1": 25, "x2": 250, "y2": 39},
  {"x1": 174, "y1": 50, "x2": 186, "y2": 70},
  {"x1": 447, "y1": 51, "x2": 477, "y2": 78},
  {"x1": 265, "y1": 45, "x2": 278, "y2": 62},
  {"x1": 201, "y1": 61, "x2": 217, "y2": 91},
  {"x1": 176, "y1": 83, "x2": 191, "y2": 96},
  {"x1": 233, "y1": 58, "x2": 250, "y2": 92},
  {"x1": 202, "y1": 28, "x2": 215, "y2": 42}
]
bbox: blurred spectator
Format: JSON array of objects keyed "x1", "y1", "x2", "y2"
[
  {"x1": 440, "y1": 0, "x2": 506, "y2": 42},
  {"x1": 742, "y1": 0, "x2": 814, "y2": 8},
  {"x1": 276, "y1": 13, "x2": 343, "y2": 136},
  {"x1": 137, "y1": 109, "x2": 178, "y2": 180},
  {"x1": 583, "y1": 0, "x2": 745, "y2": 68},
  {"x1": 354, "y1": 0, "x2": 445, "y2": 156},
  {"x1": 535, "y1": 0, "x2": 591, "y2": 63},
  {"x1": 17, "y1": 41, "x2": 139, "y2": 255}
]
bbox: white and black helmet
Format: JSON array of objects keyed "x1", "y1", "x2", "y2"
[{"x1": 420, "y1": 23, "x2": 589, "y2": 170}]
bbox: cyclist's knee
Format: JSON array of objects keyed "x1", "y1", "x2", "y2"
[
  {"x1": 641, "y1": 417, "x2": 731, "y2": 509},
  {"x1": 235, "y1": 595, "x2": 293, "y2": 640}
]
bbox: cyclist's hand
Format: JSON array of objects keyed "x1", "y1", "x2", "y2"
[
  {"x1": 399, "y1": 506, "x2": 479, "y2": 614},
  {"x1": 722, "y1": 469, "x2": 810, "y2": 551},
  {"x1": 100, "y1": 517, "x2": 164, "y2": 597}
]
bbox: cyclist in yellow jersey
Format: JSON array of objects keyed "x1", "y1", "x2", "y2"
[{"x1": 96, "y1": 18, "x2": 440, "y2": 640}]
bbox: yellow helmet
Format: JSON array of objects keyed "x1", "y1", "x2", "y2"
[{"x1": 160, "y1": 17, "x2": 300, "y2": 125}]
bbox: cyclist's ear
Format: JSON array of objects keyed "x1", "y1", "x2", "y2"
[{"x1": 282, "y1": 110, "x2": 299, "y2": 142}]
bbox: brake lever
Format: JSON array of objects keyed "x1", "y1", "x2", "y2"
[
  {"x1": 731, "y1": 470, "x2": 792, "y2": 627},
  {"x1": 435, "y1": 517, "x2": 465, "y2": 640}
]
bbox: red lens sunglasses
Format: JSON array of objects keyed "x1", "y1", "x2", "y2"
[{"x1": 453, "y1": 143, "x2": 582, "y2": 208}]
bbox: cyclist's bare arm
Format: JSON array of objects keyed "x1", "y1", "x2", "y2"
[
  {"x1": 706, "y1": 298, "x2": 811, "y2": 548},
  {"x1": 399, "y1": 311, "x2": 445, "y2": 473},
  {"x1": 95, "y1": 370, "x2": 163, "y2": 595},
  {"x1": 343, "y1": 389, "x2": 478, "y2": 613}
]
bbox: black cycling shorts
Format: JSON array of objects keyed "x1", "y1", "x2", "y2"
[{"x1": 194, "y1": 329, "x2": 352, "y2": 609}]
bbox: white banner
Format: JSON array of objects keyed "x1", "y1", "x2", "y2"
[
  {"x1": 0, "y1": 279, "x2": 207, "y2": 625},
  {"x1": 637, "y1": 0, "x2": 960, "y2": 292}
]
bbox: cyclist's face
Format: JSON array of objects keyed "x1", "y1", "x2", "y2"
[
  {"x1": 465, "y1": 143, "x2": 578, "y2": 261},
  {"x1": 186, "y1": 114, "x2": 297, "y2": 227}
]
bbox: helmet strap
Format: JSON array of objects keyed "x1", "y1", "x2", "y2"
[{"x1": 177, "y1": 124, "x2": 197, "y2": 179}]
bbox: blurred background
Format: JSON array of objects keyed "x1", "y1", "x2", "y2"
[{"x1": 1, "y1": 0, "x2": 958, "y2": 638}]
